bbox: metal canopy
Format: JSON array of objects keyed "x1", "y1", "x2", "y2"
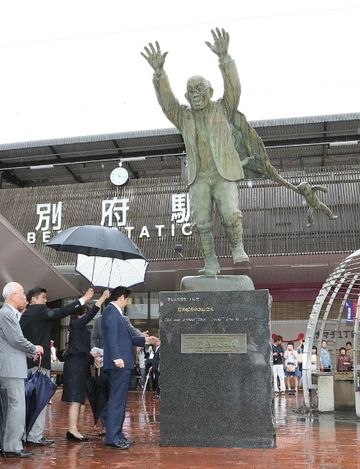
[
  {"x1": 0, "y1": 113, "x2": 360, "y2": 189},
  {"x1": 0, "y1": 213, "x2": 81, "y2": 301}
]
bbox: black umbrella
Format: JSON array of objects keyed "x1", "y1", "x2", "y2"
[
  {"x1": 25, "y1": 366, "x2": 57, "y2": 436},
  {"x1": 0, "y1": 385, "x2": 7, "y2": 457},
  {"x1": 45, "y1": 225, "x2": 145, "y2": 260},
  {"x1": 86, "y1": 368, "x2": 109, "y2": 426},
  {"x1": 46, "y1": 225, "x2": 148, "y2": 288}
]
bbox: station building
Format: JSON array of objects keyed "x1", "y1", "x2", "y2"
[{"x1": 0, "y1": 112, "x2": 359, "y2": 344}]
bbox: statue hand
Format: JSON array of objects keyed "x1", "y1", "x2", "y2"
[
  {"x1": 141, "y1": 41, "x2": 168, "y2": 73},
  {"x1": 242, "y1": 155, "x2": 256, "y2": 167},
  {"x1": 205, "y1": 27, "x2": 229, "y2": 59}
]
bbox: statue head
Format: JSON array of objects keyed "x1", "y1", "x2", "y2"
[
  {"x1": 185, "y1": 75, "x2": 213, "y2": 110},
  {"x1": 297, "y1": 181, "x2": 310, "y2": 193}
]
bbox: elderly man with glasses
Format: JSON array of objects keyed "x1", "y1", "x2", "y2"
[
  {"x1": 142, "y1": 27, "x2": 250, "y2": 276},
  {"x1": 0, "y1": 282, "x2": 43, "y2": 458}
]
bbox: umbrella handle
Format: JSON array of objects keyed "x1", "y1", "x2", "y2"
[
  {"x1": 91, "y1": 256, "x2": 97, "y2": 287},
  {"x1": 37, "y1": 354, "x2": 43, "y2": 370}
]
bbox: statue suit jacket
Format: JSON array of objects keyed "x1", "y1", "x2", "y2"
[
  {"x1": 20, "y1": 300, "x2": 82, "y2": 370},
  {"x1": 0, "y1": 303, "x2": 37, "y2": 379},
  {"x1": 102, "y1": 303, "x2": 145, "y2": 371},
  {"x1": 153, "y1": 57, "x2": 244, "y2": 185}
]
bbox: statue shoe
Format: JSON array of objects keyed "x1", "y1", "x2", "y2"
[
  {"x1": 198, "y1": 261, "x2": 220, "y2": 277},
  {"x1": 232, "y1": 245, "x2": 249, "y2": 264}
]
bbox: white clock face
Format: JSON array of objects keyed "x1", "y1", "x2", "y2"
[{"x1": 110, "y1": 167, "x2": 129, "y2": 186}]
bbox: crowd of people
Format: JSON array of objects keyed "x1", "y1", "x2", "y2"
[
  {"x1": 2, "y1": 276, "x2": 355, "y2": 458},
  {"x1": 272, "y1": 335, "x2": 354, "y2": 397},
  {"x1": 0, "y1": 281, "x2": 159, "y2": 458}
]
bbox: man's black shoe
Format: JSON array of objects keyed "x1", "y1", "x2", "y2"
[
  {"x1": 105, "y1": 442, "x2": 130, "y2": 450},
  {"x1": 27, "y1": 437, "x2": 54, "y2": 446},
  {"x1": 120, "y1": 437, "x2": 135, "y2": 446},
  {"x1": 3, "y1": 450, "x2": 33, "y2": 458}
]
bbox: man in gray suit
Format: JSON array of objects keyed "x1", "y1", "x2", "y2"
[{"x1": 0, "y1": 282, "x2": 43, "y2": 458}]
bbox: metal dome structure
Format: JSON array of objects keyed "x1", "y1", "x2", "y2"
[{"x1": 303, "y1": 249, "x2": 360, "y2": 413}]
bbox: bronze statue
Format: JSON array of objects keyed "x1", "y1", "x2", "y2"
[
  {"x1": 230, "y1": 111, "x2": 338, "y2": 226},
  {"x1": 142, "y1": 28, "x2": 337, "y2": 277},
  {"x1": 142, "y1": 28, "x2": 249, "y2": 276},
  {"x1": 296, "y1": 182, "x2": 338, "y2": 227}
]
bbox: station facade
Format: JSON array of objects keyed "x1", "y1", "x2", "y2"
[{"x1": 0, "y1": 113, "x2": 359, "y2": 344}]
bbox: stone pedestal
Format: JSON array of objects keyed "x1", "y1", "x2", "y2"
[
  {"x1": 180, "y1": 275, "x2": 255, "y2": 292},
  {"x1": 318, "y1": 374, "x2": 335, "y2": 412},
  {"x1": 334, "y1": 372, "x2": 355, "y2": 410},
  {"x1": 159, "y1": 289, "x2": 275, "y2": 448},
  {"x1": 355, "y1": 391, "x2": 360, "y2": 417}
]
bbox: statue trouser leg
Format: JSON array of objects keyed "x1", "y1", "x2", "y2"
[
  {"x1": 194, "y1": 229, "x2": 220, "y2": 276},
  {"x1": 223, "y1": 217, "x2": 249, "y2": 263},
  {"x1": 306, "y1": 208, "x2": 314, "y2": 227},
  {"x1": 214, "y1": 177, "x2": 249, "y2": 264},
  {"x1": 320, "y1": 203, "x2": 338, "y2": 220},
  {"x1": 190, "y1": 178, "x2": 220, "y2": 276}
]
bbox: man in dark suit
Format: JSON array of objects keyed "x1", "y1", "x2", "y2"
[
  {"x1": 0, "y1": 282, "x2": 43, "y2": 458},
  {"x1": 91, "y1": 308, "x2": 146, "y2": 349},
  {"x1": 101, "y1": 286, "x2": 156, "y2": 450},
  {"x1": 20, "y1": 286, "x2": 94, "y2": 446}
]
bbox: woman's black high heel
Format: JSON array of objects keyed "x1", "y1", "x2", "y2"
[{"x1": 66, "y1": 431, "x2": 89, "y2": 442}]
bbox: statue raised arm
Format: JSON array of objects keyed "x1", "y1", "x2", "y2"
[
  {"x1": 141, "y1": 41, "x2": 168, "y2": 77},
  {"x1": 205, "y1": 27, "x2": 230, "y2": 59}
]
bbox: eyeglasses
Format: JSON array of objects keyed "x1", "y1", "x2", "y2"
[{"x1": 186, "y1": 86, "x2": 209, "y2": 96}]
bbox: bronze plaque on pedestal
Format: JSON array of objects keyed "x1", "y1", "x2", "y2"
[{"x1": 181, "y1": 333, "x2": 247, "y2": 354}]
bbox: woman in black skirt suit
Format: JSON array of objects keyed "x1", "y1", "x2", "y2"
[{"x1": 62, "y1": 289, "x2": 110, "y2": 441}]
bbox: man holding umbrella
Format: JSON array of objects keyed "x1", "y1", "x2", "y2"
[
  {"x1": 20, "y1": 286, "x2": 94, "y2": 446},
  {"x1": 0, "y1": 282, "x2": 43, "y2": 458}
]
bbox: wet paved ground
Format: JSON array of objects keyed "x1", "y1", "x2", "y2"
[{"x1": 2, "y1": 389, "x2": 360, "y2": 468}]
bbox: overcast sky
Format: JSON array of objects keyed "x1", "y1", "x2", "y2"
[{"x1": 0, "y1": 0, "x2": 359, "y2": 144}]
